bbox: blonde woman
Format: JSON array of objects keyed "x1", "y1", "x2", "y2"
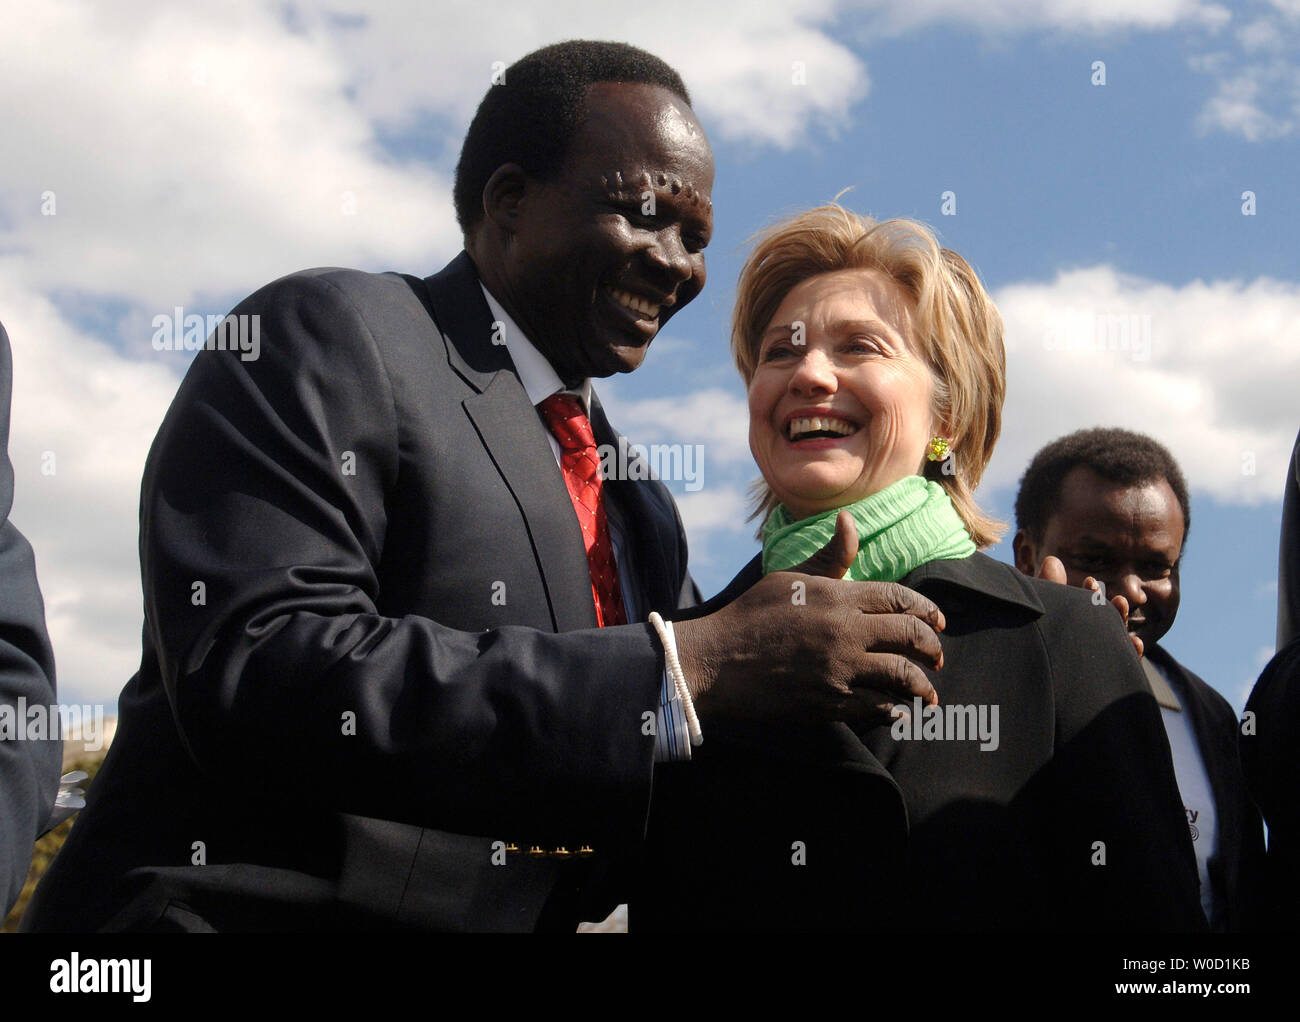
[{"x1": 638, "y1": 206, "x2": 1206, "y2": 932}]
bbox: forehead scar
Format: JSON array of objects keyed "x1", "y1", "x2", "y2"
[{"x1": 600, "y1": 169, "x2": 712, "y2": 210}]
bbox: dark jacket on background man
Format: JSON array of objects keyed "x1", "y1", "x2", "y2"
[
  {"x1": 0, "y1": 322, "x2": 60, "y2": 915},
  {"x1": 1241, "y1": 426, "x2": 1300, "y2": 930},
  {"x1": 1143, "y1": 641, "x2": 1266, "y2": 931},
  {"x1": 1278, "y1": 430, "x2": 1300, "y2": 649},
  {"x1": 635, "y1": 552, "x2": 1207, "y2": 932}
]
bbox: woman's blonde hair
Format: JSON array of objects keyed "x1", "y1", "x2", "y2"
[{"x1": 732, "y1": 204, "x2": 1006, "y2": 548}]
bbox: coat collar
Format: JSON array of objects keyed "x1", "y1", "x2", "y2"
[
  {"x1": 421, "y1": 250, "x2": 514, "y2": 391},
  {"x1": 901, "y1": 551, "x2": 1045, "y2": 617},
  {"x1": 707, "y1": 550, "x2": 1044, "y2": 622}
]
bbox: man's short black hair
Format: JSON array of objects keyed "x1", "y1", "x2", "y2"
[
  {"x1": 453, "y1": 40, "x2": 692, "y2": 234},
  {"x1": 1014, "y1": 427, "x2": 1192, "y2": 548}
]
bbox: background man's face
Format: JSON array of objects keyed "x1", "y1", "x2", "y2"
[
  {"x1": 505, "y1": 81, "x2": 714, "y2": 385},
  {"x1": 1016, "y1": 465, "x2": 1185, "y2": 647}
]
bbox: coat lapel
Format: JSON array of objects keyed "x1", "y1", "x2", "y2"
[{"x1": 420, "y1": 253, "x2": 598, "y2": 633}]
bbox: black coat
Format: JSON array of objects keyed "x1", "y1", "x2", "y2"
[
  {"x1": 23, "y1": 253, "x2": 698, "y2": 932},
  {"x1": 1144, "y1": 641, "x2": 1267, "y2": 931},
  {"x1": 1278, "y1": 429, "x2": 1300, "y2": 648},
  {"x1": 1242, "y1": 636, "x2": 1300, "y2": 930},
  {"x1": 635, "y1": 552, "x2": 1207, "y2": 931}
]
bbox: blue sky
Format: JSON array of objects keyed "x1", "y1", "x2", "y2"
[{"x1": 1, "y1": 0, "x2": 1297, "y2": 713}]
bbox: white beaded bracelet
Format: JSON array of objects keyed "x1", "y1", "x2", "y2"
[{"x1": 648, "y1": 612, "x2": 703, "y2": 746}]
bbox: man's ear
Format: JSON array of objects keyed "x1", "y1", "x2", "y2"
[
  {"x1": 1011, "y1": 529, "x2": 1037, "y2": 576},
  {"x1": 481, "y1": 164, "x2": 529, "y2": 234}
]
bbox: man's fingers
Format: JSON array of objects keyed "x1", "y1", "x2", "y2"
[
  {"x1": 851, "y1": 652, "x2": 938, "y2": 707},
  {"x1": 789, "y1": 510, "x2": 859, "y2": 579},
  {"x1": 1110, "y1": 594, "x2": 1130, "y2": 623},
  {"x1": 845, "y1": 612, "x2": 944, "y2": 669},
  {"x1": 1036, "y1": 556, "x2": 1067, "y2": 584},
  {"x1": 846, "y1": 580, "x2": 947, "y2": 632}
]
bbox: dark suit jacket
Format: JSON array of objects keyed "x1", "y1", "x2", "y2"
[
  {"x1": 1144, "y1": 641, "x2": 1266, "y2": 931},
  {"x1": 634, "y1": 552, "x2": 1206, "y2": 931},
  {"x1": 23, "y1": 253, "x2": 698, "y2": 932},
  {"x1": 1279, "y1": 429, "x2": 1300, "y2": 649},
  {"x1": 0, "y1": 323, "x2": 60, "y2": 915},
  {"x1": 1242, "y1": 636, "x2": 1300, "y2": 930}
]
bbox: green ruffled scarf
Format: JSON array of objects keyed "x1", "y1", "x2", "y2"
[{"x1": 761, "y1": 475, "x2": 975, "y2": 582}]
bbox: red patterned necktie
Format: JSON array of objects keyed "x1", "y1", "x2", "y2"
[{"x1": 538, "y1": 393, "x2": 627, "y2": 628}]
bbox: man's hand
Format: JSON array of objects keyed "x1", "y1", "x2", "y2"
[
  {"x1": 672, "y1": 511, "x2": 945, "y2": 729},
  {"x1": 1035, "y1": 556, "x2": 1143, "y2": 657}
]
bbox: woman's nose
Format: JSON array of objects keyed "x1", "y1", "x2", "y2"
[{"x1": 789, "y1": 348, "x2": 837, "y2": 394}]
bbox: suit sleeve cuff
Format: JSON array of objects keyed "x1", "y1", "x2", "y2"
[{"x1": 654, "y1": 665, "x2": 693, "y2": 762}]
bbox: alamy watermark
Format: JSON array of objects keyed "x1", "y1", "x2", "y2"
[
  {"x1": 50, "y1": 954, "x2": 150, "y2": 1002},
  {"x1": 597, "y1": 435, "x2": 704, "y2": 492},
  {"x1": 891, "y1": 697, "x2": 1000, "y2": 751},
  {"x1": 1042, "y1": 307, "x2": 1151, "y2": 361},
  {"x1": 0, "y1": 699, "x2": 107, "y2": 751},
  {"x1": 152, "y1": 307, "x2": 260, "y2": 361}
]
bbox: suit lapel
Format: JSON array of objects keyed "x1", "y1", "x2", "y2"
[{"x1": 420, "y1": 254, "x2": 598, "y2": 633}]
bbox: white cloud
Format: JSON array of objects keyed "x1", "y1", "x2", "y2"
[
  {"x1": 865, "y1": 0, "x2": 1229, "y2": 33},
  {"x1": 0, "y1": 1, "x2": 453, "y2": 310},
  {"x1": 1195, "y1": 59, "x2": 1299, "y2": 140},
  {"x1": 676, "y1": 486, "x2": 755, "y2": 547},
  {"x1": 987, "y1": 266, "x2": 1300, "y2": 506},
  {"x1": 598, "y1": 385, "x2": 751, "y2": 466},
  {"x1": 597, "y1": 382, "x2": 759, "y2": 547},
  {"x1": 1188, "y1": 2, "x2": 1300, "y2": 140},
  {"x1": 287, "y1": 0, "x2": 870, "y2": 150},
  {"x1": 2, "y1": 262, "x2": 180, "y2": 709}
]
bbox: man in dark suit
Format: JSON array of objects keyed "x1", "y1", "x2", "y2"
[
  {"x1": 1241, "y1": 427, "x2": 1300, "y2": 929},
  {"x1": 1013, "y1": 427, "x2": 1266, "y2": 930},
  {"x1": 1277, "y1": 429, "x2": 1300, "y2": 650},
  {"x1": 24, "y1": 41, "x2": 944, "y2": 932},
  {"x1": 0, "y1": 321, "x2": 60, "y2": 915}
]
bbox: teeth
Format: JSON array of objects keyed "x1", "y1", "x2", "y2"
[
  {"x1": 787, "y1": 415, "x2": 859, "y2": 440},
  {"x1": 608, "y1": 287, "x2": 659, "y2": 318}
]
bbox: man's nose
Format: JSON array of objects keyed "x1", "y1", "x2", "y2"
[
  {"x1": 646, "y1": 228, "x2": 694, "y2": 284},
  {"x1": 1113, "y1": 573, "x2": 1147, "y2": 607}
]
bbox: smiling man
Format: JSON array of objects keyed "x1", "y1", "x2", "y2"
[
  {"x1": 1013, "y1": 427, "x2": 1265, "y2": 931},
  {"x1": 24, "y1": 41, "x2": 947, "y2": 933}
]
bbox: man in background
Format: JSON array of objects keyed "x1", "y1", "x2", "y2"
[
  {"x1": 1242, "y1": 427, "x2": 1300, "y2": 928},
  {"x1": 1013, "y1": 427, "x2": 1264, "y2": 930}
]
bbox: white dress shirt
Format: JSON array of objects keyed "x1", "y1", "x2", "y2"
[{"x1": 1143, "y1": 655, "x2": 1219, "y2": 926}]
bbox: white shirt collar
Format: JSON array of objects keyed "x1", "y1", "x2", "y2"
[{"x1": 479, "y1": 283, "x2": 593, "y2": 412}]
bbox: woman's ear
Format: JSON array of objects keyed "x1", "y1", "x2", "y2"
[{"x1": 920, "y1": 410, "x2": 958, "y2": 478}]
